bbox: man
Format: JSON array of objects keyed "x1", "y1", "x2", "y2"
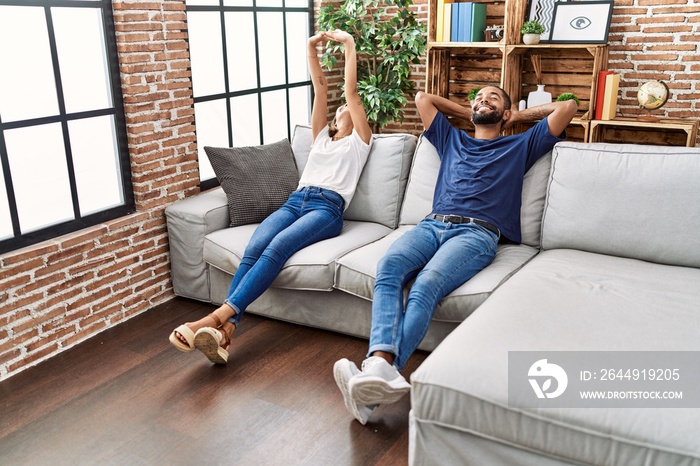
[{"x1": 334, "y1": 87, "x2": 578, "y2": 424}]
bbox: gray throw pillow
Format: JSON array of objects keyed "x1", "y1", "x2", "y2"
[{"x1": 204, "y1": 139, "x2": 299, "y2": 227}]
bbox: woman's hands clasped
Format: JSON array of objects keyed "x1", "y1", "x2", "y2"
[{"x1": 307, "y1": 29, "x2": 355, "y2": 47}]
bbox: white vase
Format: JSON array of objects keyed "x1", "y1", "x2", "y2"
[
  {"x1": 527, "y1": 84, "x2": 552, "y2": 108},
  {"x1": 523, "y1": 33, "x2": 541, "y2": 45}
]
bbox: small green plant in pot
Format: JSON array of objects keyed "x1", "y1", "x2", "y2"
[
  {"x1": 556, "y1": 92, "x2": 581, "y2": 107},
  {"x1": 468, "y1": 87, "x2": 482, "y2": 102},
  {"x1": 521, "y1": 20, "x2": 545, "y2": 35},
  {"x1": 520, "y1": 20, "x2": 545, "y2": 45}
]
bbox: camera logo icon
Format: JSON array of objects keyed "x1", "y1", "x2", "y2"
[{"x1": 528, "y1": 359, "x2": 568, "y2": 399}]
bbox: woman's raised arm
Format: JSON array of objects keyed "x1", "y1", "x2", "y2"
[
  {"x1": 308, "y1": 33, "x2": 328, "y2": 141},
  {"x1": 324, "y1": 30, "x2": 372, "y2": 144}
]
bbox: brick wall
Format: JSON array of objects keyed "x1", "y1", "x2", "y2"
[
  {"x1": 1, "y1": 0, "x2": 698, "y2": 380},
  {"x1": 610, "y1": 0, "x2": 700, "y2": 126},
  {"x1": 0, "y1": 0, "x2": 198, "y2": 380}
]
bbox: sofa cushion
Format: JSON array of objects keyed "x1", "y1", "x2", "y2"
[
  {"x1": 399, "y1": 136, "x2": 439, "y2": 225},
  {"x1": 519, "y1": 151, "x2": 551, "y2": 248},
  {"x1": 204, "y1": 139, "x2": 299, "y2": 228},
  {"x1": 344, "y1": 133, "x2": 417, "y2": 228},
  {"x1": 335, "y1": 226, "x2": 538, "y2": 322},
  {"x1": 291, "y1": 125, "x2": 416, "y2": 229},
  {"x1": 399, "y1": 135, "x2": 552, "y2": 248},
  {"x1": 203, "y1": 220, "x2": 392, "y2": 292},
  {"x1": 411, "y1": 249, "x2": 700, "y2": 465},
  {"x1": 542, "y1": 142, "x2": 700, "y2": 267},
  {"x1": 334, "y1": 226, "x2": 414, "y2": 300},
  {"x1": 291, "y1": 124, "x2": 313, "y2": 178}
]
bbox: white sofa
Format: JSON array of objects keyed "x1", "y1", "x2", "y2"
[
  {"x1": 165, "y1": 127, "x2": 700, "y2": 465},
  {"x1": 166, "y1": 125, "x2": 543, "y2": 351},
  {"x1": 409, "y1": 142, "x2": 700, "y2": 465}
]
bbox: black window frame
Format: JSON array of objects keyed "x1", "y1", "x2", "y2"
[
  {"x1": 185, "y1": 0, "x2": 315, "y2": 191},
  {"x1": 0, "y1": 0, "x2": 133, "y2": 255}
]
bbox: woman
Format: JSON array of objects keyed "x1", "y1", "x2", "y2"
[{"x1": 169, "y1": 30, "x2": 372, "y2": 364}]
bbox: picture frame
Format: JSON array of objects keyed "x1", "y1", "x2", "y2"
[
  {"x1": 548, "y1": 0, "x2": 614, "y2": 44},
  {"x1": 527, "y1": 0, "x2": 565, "y2": 43}
]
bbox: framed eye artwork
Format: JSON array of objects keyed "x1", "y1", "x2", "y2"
[{"x1": 548, "y1": 0, "x2": 614, "y2": 44}]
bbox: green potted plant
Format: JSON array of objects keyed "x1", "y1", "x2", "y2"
[
  {"x1": 318, "y1": 0, "x2": 427, "y2": 132},
  {"x1": 520, "y1": 20, "x2": 545, "y2": 45},
  {"x1": 556, "y1": 92, "x2": 581, "y2": 107}
]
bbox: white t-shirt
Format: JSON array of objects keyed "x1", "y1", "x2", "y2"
[{"x1": 298, "y1": 125, "x2": 372, "y2": 209}]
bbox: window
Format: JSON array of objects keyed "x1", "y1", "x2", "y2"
[
  {"x1": 185, "y1": 0, "x2": 314, "y2": 189},
  {"x1": 0, "y1": 0, "x2": 132, "y2": 254}
]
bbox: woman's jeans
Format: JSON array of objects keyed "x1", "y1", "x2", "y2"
[
  {"x1": 368, "y1": 218, "x2": 499, "y2": 370},
  {"x1": 225, "y1": 186, "x2": 344, "y2": 326}
]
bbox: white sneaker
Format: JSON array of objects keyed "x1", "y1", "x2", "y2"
[
  {"x1": 333, "y1": 358, "x2": 376, "y2": 425},
  {"x1": 349, "y1": 356, "x2": 411, "y2": 405}
]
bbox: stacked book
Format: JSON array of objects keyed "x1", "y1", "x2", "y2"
[
  {"x1": 436, "y1": 1, "x2": 487, "y2": 42},
  {"x1": 594, "y1": 70, "x2": 620, "y2": 120}
]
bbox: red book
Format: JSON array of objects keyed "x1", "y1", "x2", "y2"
[{"x1": 594, "y1": 70, "x2": 614, "y2": 120}]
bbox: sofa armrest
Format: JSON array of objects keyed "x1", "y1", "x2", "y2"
[{"x1": 165, "y1": 187, "x2": 229, "y2": 302}]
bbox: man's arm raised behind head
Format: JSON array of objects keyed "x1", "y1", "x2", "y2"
[
  {"x1": 504, "y1": 99, "x2": 578, "y2": 137},
  {"x1": 415, "y1": 91, "x2": 472, "y2": 131}
]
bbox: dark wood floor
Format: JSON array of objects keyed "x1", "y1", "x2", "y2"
[{"x1": 0, "y1": 297, "x2": 427, "y2": 466}]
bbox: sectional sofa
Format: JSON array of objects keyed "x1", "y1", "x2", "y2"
[{"x1": 165, "y1": 125, "x2": 700, "y2": 465}]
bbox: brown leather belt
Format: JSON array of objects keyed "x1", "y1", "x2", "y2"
[{"x1": 426, "y1": 214, "x2": 500, "y2": 238}]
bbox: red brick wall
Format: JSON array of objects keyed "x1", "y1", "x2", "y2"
[
  {"x1": 610, "y1": 0, "x2": 700, "y2": 123},
  {"x1": 1, "y1": 0, "x2": 698, "y2": 380},
  {"x1": 0, "y1": 0, "x2": 198, "y2": 380}
]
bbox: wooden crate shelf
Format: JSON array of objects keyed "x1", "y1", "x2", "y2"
[
  {"x1": 508, "y1": 118, "x2": 698, "y2": 147},
  {"x1": 508, "y1": 117, "x2": 589, "y2": 143},
  {"x1": 422, "y1": 0, "x2": 699, "y2": 147},
  {"x1": 589, "y1": 117, "x2": 699, "y2": 147},
  {"x1": 426, "y1": 0, "x2": 509, "y2": 104},
  {"x1": 426, "y1": 45, "x2": 505, "y2": 100},
  {"x1": 425, "y1": 0, "x2": 608, "y2": 124},
  {"x1": 503, "y1": 45, "x2": 608, "y2": 120}
]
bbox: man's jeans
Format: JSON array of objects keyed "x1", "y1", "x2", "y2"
[
  {"x1": 225, "y1": 186, "x2": 344, "y2": 326},
  {"x1": 368, "y1": 218, "x2": 499, "y2": 370}
]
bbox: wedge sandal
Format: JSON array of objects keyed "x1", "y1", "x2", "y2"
[
  {"x1": 193, "y1": 314, "x2": 230, "y2": 364},
  {"x1": 169, "y1": 324, "x2": 195, "y2": 352}
]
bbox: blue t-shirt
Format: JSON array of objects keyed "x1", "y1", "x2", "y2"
[{"x1": 424, "y1": 112, "x2": 564, "y2": 243}]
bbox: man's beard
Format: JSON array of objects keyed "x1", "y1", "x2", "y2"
[{"x1": 472, "y1": 107, "x2": 505, "y2": 125}]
